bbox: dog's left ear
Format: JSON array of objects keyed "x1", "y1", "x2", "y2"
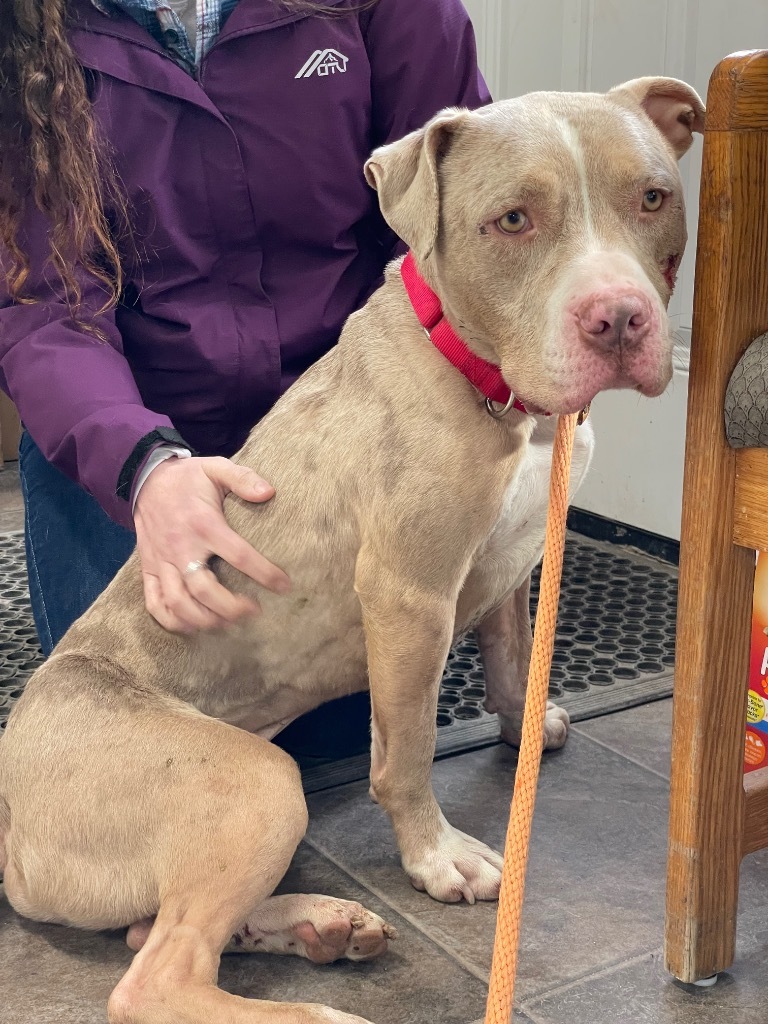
[
  {"x1": 364, "y1": 107, "x2": 469, "y2": 261},
  {"x1": 609, "y1": 77, "x2": 705, "y2": 159}
]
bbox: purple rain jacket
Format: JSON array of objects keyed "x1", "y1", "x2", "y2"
[{"x1": 0, "y1": 0, "x2": 490, "y2": 529}]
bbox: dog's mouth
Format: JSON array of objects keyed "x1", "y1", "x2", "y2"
[
  {"x1": 504, "y1": 302, "x2": 673, "y2": 416},
  {"x1": 513, "y1": 395, "x2": 550, "y2": 417},
  {"x1": 532, "y1": 361, "x2": 671, "y2": 417},
  {"x1": 662, "y1": 254, "x2": 681, "y2": 292}
]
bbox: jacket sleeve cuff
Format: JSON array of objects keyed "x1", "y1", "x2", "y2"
[{"x1": 116, "y1": 427, "x2": 196, "y2": 502}]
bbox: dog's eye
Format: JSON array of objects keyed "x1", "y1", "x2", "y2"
[
  {"x1": 642, "y1": 189, "x2": 664, "y2": 212},
  {"x1": 497, "y1": 210, "x2": 528, "y2": 234}
]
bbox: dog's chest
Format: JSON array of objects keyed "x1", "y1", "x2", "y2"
[{"x1": 478, "y1": 419, "x2": 594, "y2": 594}]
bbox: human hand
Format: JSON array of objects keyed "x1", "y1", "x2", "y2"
[{"x1": 134, "y1": 456, "x2": 290, "y2": 632}]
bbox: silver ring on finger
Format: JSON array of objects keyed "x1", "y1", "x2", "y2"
[{"x1": 184, "y1": 559, "x2": 209, "y2": 576}]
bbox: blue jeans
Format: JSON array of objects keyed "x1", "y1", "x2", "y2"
[
  {"x1": 19, "y1": 430, "x2": 371, "y2": 761},
  {"x1": 20, "y1": 431, "x2": 136, "y2": 656}
]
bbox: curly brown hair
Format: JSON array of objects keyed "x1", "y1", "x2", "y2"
[{"x1": 0, "y1": 0, "x2": 376, "y2": 320}]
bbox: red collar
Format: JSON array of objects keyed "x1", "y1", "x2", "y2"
[{"x1": 400, "y1": 252, "x2": 531, "y2": 415}]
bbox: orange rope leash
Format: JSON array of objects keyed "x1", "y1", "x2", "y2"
[{"x1": 485, "y1": 412, "x2": 579, "y2": 1024}]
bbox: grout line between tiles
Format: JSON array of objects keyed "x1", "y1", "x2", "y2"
[
  {"x1": 522, "y1": 947, "x2": 663, "y2": 1010},
  {"x1": 517, "y1": 1007, "x2": 549, "y2": 1024},
  {"x1": 570, "y1": 725, "x2": 672, "y2": 782},
  {"x1": 517, "y1": 943, "x2": 669, "y2": 1008},
  {"x1": 302, "y1": 834, "x2": 492, "y2": 987}
]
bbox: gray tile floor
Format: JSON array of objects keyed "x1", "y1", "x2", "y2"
[{"x1": 1, "y1": 462, "x2": 766, "y2": 1023}]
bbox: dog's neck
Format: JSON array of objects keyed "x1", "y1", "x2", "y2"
[{"x1": 400, "y1": 253, "x2": 533, "y2": 417}]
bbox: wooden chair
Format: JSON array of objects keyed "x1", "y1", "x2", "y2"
[{"x1": 665, "y1": 50, "x2": 768, "y2": 984}]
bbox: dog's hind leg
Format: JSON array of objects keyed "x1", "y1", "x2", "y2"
[
  {"x1": 128, "y1": 893, "x2": 395, "y2": 963},
  {"x1": 476, "y1": 576, "x2": 570, "y2": 749},
  {"x1": 0, "y1": 663, "x2": 379, "y2": 1024},
  {"x1": 109, "y1": 886, "x2": 378, "y2": 1024}
]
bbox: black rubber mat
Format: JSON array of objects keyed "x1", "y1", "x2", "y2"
[
  {"x1": 0, "y1": 531, "x2": 677, "y2": 790},
  {"x1": 0, "y1": 533, "x2": 44, "y2": 731}
]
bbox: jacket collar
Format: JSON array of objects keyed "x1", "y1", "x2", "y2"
[
  {"x1": 71, "y1": 0, "x2": 349, "y2": 46},
  {"x1": 68, "y1": 0, "x2": 352, "y2": 114},
  {"x1": 67, "y1": 0, "x2": 347, "y2": 117}
]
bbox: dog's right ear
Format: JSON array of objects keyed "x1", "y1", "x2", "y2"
[{"x1": 364, "y1": 107, "x2": 468, "y2": 262}]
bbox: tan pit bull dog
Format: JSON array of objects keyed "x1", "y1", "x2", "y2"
[{"x1": 0, "y1": 77, "x2": 703, "y2": 1024}]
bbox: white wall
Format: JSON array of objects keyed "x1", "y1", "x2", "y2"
[{"x1": 463, "y1": 0, "x2": 768, "y2": 540}]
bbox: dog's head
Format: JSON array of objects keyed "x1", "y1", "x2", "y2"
[{"x1": 365, "y1": 78, "x2": 704, "y2": 415}]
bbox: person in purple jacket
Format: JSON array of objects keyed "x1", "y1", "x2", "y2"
[{"x1": 0, "y1": 0, "x2": 489, "y2": 756}]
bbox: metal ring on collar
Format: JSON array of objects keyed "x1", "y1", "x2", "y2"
[
  {"x1": 485, "y1": 394, "x2": 518, "y2": 419},
  {"x1": 184, "y1": 559, "x2": 208, "y2": 576}
]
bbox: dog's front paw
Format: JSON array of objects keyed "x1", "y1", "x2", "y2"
[
  {"x1": 403, "y1": 821, "x2": 503, "y2": 904},
  {"x1": 542, "y1": 701, "x2": 569, "y2": 748},
  {"x1": 498, "y1": 700, "x2": 570, "y2": 751}
]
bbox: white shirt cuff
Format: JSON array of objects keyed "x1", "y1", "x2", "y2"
[{"x1": 131, "y1": 445, "x2": 192, "y2": 512}]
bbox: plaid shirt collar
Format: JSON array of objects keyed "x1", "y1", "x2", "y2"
[{"x1": 91, "y1": 0, "x2": 239, "y2": 70}]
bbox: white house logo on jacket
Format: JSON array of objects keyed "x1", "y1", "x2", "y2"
[{"x1": 295, "y1": 49, "x2": 350, "y2": 78}]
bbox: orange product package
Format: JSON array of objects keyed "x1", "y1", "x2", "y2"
[{"x1": 746, "y1": 550, "x2": 768, "y2": 773}]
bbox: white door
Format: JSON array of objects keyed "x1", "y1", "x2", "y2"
[{"x1": 462, "y1": 0, "x2": 768, "y2": 540}]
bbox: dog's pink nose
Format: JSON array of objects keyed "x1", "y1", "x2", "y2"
[{"x1": 575, "y1": 294, "x2": 652, "y2": 352}]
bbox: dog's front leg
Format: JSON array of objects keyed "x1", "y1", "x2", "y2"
[
  {"x1": 476, "y1": 575, "x2": 570, "y2": 750},
  {"x1": 357, "y1": 558, "x2": 503, "y2": 904}
]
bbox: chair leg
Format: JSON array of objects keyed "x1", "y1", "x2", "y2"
[{"x1": 665, "y1": 483, "x2": 754, "y2": 983}]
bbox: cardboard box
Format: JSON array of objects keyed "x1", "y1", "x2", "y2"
[
  {"x1": 0, "y1": 391, "x2": 21, "y2": 465},
  {"x1": 745, "y1": 550, "x2": 768, "y2": 773}
]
